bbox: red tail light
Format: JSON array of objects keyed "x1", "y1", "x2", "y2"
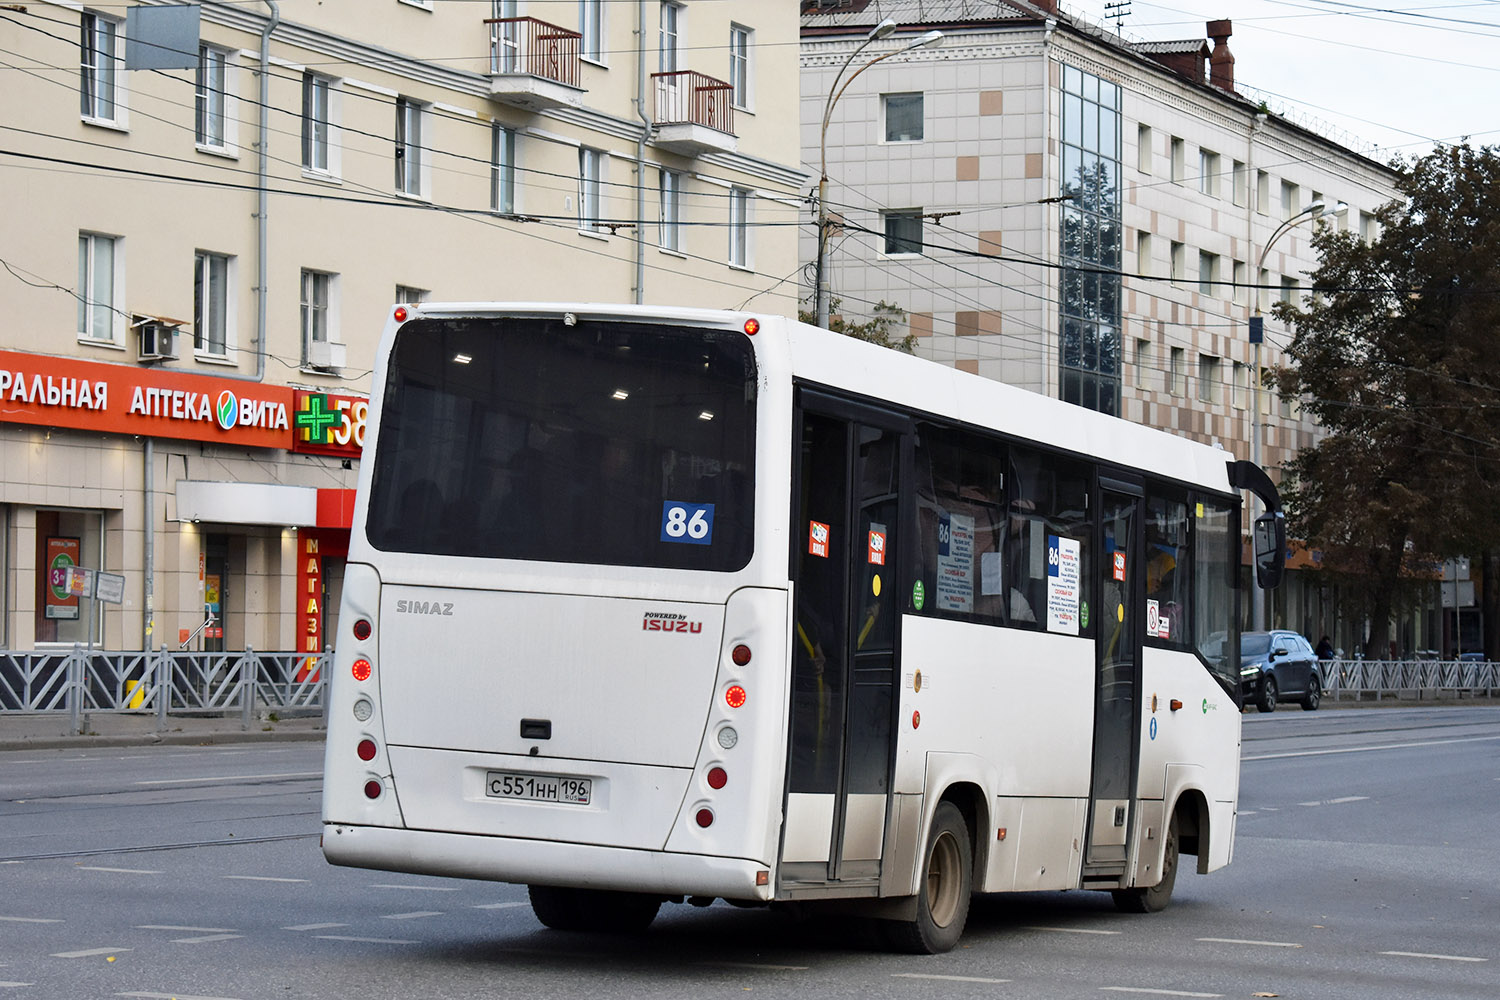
[
  {"x1": 725, "y1": 685, "x2": 747, "y2": 709},
  {"x1": 707, "y1": 767, "x2": 727, "y2": 789},
  {"x1": 353, "y1": 619, "x2": 372, "y2": 641},
  {"x1": 695, "y1": 808, "x2": 714, "y2": 828},
  {"x1": 352, "y1": 658, "x2": 372, "y2": 682},
  {"x1": 731, "y1": 644, "x2": 752, "y2": 666},
  {"x1": 357, "y1": 739, "x2": 377, "y2": 761},
  {"x1": 364, "y1": 780, "x2": 382, "y2": 799}
]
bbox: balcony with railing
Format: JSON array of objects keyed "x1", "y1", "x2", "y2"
[
  {"x1": 485, "y1": 17, "x2": 585, "y2": 112},
  {"x1": 650, "y1": 70, "x2": 737, "y2": 156}
]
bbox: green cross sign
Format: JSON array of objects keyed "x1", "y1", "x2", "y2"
[{"x1": 296, "y1": 393, "x2": 340, "y2": 444}]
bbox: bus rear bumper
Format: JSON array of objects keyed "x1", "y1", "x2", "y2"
[{"x1": 322, "y1": 823, "x2": 773, "y2": 902}]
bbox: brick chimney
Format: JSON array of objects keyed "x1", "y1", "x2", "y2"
[{"x1": 1208, "y1": 19, "x2": 1234, "y2": 90}]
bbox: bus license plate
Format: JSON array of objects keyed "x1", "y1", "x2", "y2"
[{"x1": 485, "y1": 770, "x2": 591, "y2": 805}]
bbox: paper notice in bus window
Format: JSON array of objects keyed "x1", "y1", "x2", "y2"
[
  {"x1": 936, "y1": 511, "x2": 975, "y2": 612},
  {"x1": 1047, "y1": 534, "x2": 1081, "y2": 635},
  {"x1": 808, "y1": 520, "x2": 831, "y2": 558},
  {"x1": 980, "y1": 551, "x2": 1002, "y2": 596},
  {"x1": 868, "y1": 523, "x2": 887, "y2": 565}
]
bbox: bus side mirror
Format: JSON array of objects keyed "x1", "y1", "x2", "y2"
[{"x1": 1253, "y1": 511, "x2": 1285, "y2": 590}]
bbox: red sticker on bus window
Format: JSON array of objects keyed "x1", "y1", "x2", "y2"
[
  {"x1": 1112, "y1": 552, "x2": 1126, "y2": 581},
  {"x1": 868, "y1": 528, "x2": 887, "y2": 566},
  {"x1": 808, "y1": 521, "x2": 830, "y2": 558}
]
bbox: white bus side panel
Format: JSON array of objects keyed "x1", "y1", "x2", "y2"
[{"x1": 896, "y1": 616, "x2": 1095, "y2": 799}]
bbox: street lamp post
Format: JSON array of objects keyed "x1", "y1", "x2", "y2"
[
  {"x1": 814, "y1": 22, "x2": 943, "y2": 329},
  {"x1": 1249, "y1": 198, "x2": 1348, "y2": 630}
]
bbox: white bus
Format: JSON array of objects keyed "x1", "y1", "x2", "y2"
[{"x1": 322, "y1": 303, "x2": 1283, "y2": 953}]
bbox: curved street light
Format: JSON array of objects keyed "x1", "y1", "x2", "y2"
[
  {"x1": 1249, "y1": 198, "x2": 1348, "y2": 629},
  {"x1": 814, "y1": 23, "x2": 944, "y2": 328}
]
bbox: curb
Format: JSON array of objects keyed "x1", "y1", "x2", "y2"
[{"x1": 0, "y1": 725, "x2": 327, "y2": 752}]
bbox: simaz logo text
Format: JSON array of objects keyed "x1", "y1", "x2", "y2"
[
  {"x1": 642, "y1": 611, "x2": 703, "y2": 634},
  {"x1": 396, "y1": 600, "x2": 454, "y2": 616}
]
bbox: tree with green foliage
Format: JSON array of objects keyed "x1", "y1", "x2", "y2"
[
  {"x1": 1271, "y1": 143, "x2": 1500, "y2": 659},
  {"x1": 799, "y1": 298, "x2": 917, "y2": 353}
]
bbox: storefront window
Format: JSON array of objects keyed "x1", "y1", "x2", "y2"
[{"x1": 33, "y1": 509, "x2": 105, "y2": 645}]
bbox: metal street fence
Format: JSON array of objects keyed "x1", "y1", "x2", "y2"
[
  {"x1": 1323, "y1": 658, "x2": 1500, "y2": 701},
  {"x1": 0, "y1": 646, "x2": 328, "y2": 732}
]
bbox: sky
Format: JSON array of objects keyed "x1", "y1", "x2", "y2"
[{"x1": 1061, "y1": 0, "x2": 1500, "y2": 162}]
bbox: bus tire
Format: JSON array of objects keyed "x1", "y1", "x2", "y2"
[
  {"x1": 884, "y1": 801, "x2": 972, "y2": 954},
  {"x1": 1112, "y1": 812, "x2": 1179, "y2": 914},
  {"x1": 528, "y1": 885, "x2": 661, "y2": 933}
]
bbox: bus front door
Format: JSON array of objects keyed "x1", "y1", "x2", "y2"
[
  {"x1": 1085, "y1": 483, "x2": 1143, "y2": 881},
  {"x1": 782, "y1": 399, "x2": 906, "y2": 890}
]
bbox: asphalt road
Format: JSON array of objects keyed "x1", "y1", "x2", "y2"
[{"x1": 1, "y1": 705, "x2": 1496, "y2": 999}]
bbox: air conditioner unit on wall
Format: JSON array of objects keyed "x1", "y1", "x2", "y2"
[
  {"x1": 306, "y1": 339, "x2": 346, "y2": 371},
  {"x1": 132, "y1": 315, "x2": 182, "y2": 363}
]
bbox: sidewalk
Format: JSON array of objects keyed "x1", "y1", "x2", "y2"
[{"x1": 0, "y1": 711, "x2": 326, "y2": 751}]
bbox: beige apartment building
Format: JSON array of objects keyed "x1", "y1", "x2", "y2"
[
  {"x1": 802, "y1": 1, "x2": 1403, "y2": 647},
  {"x1": 0, "y1": 0, "x2": 803, "y2": 653}
]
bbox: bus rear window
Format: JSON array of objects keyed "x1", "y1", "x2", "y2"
[{"x1": 365, "y1": 315, "x2": 756, "y2": 571}]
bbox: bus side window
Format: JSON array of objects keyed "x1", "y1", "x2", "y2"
[
  {"x1": 912, "y1": 423, "x2": 1006, "y2": 625},
  {"x1": 1144, "y1": 492, "x2": 1192, "y2": 648}
]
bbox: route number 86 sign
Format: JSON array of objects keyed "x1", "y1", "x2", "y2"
[{"x1": 661, "y1": 502, "x2": 715, "y2": 545}]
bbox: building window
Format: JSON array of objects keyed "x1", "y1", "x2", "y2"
[
  {"x1": 193, "y1": 251, "x2": 230, "y2": 356},
  {"x1": 302, "y1": 73, "x2": 332, "y2": 173},
  {"x1": 1058, "y1": 64, "x2": 1123, "y2": 416},
  {"x1": 1198, "y1": 251, "x2": 1219, "y2": 296},
  {"x1": 195, "y1": 45, "x2": 228, "y2": 149},
  {"x1": 580, "y1": 0, "x2": 603, "y2": 62},
  {"x1": 1232, "y1": 361, "x2": 1249, "y2": 410},
  {"x1": 79, "y1": 11, "x2": 120, "y2": 123},
  {"x1": 883, "y1": 210, "x2": 923, "y2": 255},
  {"x1": 1170, "y1": 137, "x2": 1185, "y2": 183},
  {"x1": 395, "y1": 97, "x2": 425, "y2": 196},
  {"x1": 1136, "y1": 231, "x2": 1152, "y2": 276},
  {"x1": 395, "y1": 285, "x2": 428, "y2": 304},
  {"x1": 659, "y1": 2, "x2": 682, "y2": 73},
  {"x1": 1257, "y1": 170, "x2": 1270, "y2": 215},
  {"x1": 491, "y1": 124, "x2": 516, "y2": 214},
  {"x1": 883, "y1": 92, "x2": 923, "y2": 142},
  {"x1": 1136, "y1": 123, "x2": 1152, "y2": 174},
  {"x1": 1169, "y1": 241, "x2": 1185, "y2": 283},
  {"x1": 579, "y1": 147, "x2": 603, "y2": 231},
  {"x1": 659, "y1": 168, "x2": 681, "y2": 251},
  {"x1": 1169, "y1": 347, "x2": 1185, "y2": 396},
  {"x1": 300, "y1": 269, "x2": 332, "y2": 354},
  {"x1": 1258, "y1": 267, "x2": 1271, "y2": 312},
  {"x1": 1232, "y1": 160, "x2": 1247, "y2": 206},
  {"x1": 1280, "y1": 275, "x2": 1299, "y2": 305},
  {"x1": 1134, "y1": 338, "x2": 1152, "y2": 390},
  {"x1": 1281, "y1": 179, "x2": 1299, "y2": 220},
  {"x1": 729, "y1": 24, "x2": 752, "y2": 109},
  {"x1": 1198, "y1": 149, "x2": 1218, "y2": 197},
  {"x1": 1197, "y1": 354, "x2": 1220, "y2": 404},
  {"x1": 729, "y1": 187, "x2": 750, "y2": 268},
  {"x1": 77, "y1": 233, "x2": 118, "y2": 342},
  {"x1": 1232, "y1": 260, "x2": 1248, "y2": 305}
]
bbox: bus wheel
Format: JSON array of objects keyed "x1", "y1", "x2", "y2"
[
  {"x1": 528, "y1": 885, "x2": 661, "y2": 933},
  {"x1": 1112, "y1": 812, "x2": 1179, "y2": 914},
  {"x1": 885, "y1": 801, "x2": 972, "y2": 954}
]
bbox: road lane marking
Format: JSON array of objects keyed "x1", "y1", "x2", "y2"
[
  {"x1": 473, "y1": 902, "x2": 529, "y2": 910},
  {"x1": 893, "y1": 973, "x2": 1011, "y2": 983},
  {"x1": 315, "y1": 935, "x2": 417, "y2": 945},
  {"x1": 77, "y1": 867, "x2": 161, "y2": 875},
  {"x1": 382, "y1": 911, "x2": 443, "y2": 920},
  {"x1": 0, "y1": 916, "x2": 62, "y2": 923},
  {"x1": 222, "y1": 875, "x2": 308, "y2": 883},
  {"x1": 284, "y1": 923, "x2": 348, "y2": 931},
  {"x1": 1029, "y1": 926, "x2": 1122, "y2": 935},
  {"x1": 134, "y1": 771, "x2": 320, "y2": 785},
  {"x1": 0, "y1": 983, "x2": 34, "y2": 989},
  {"x1": 1197, "y1": 937, "x2": 1302, "y2": 948},
  {"x1": 137, "y1": 926, "x2": 236, "y2": 933},
  {"x1": 117, "y1": 993, "x2": 244, "y2": 1000},
  {"x1": 52, "y1": 947, "x2": 132, "y2": 958},
  {"x1": 171, "y1": 934, "x2": 243, "y2": 944},
  {"x1": 1245, "y1": 735, "x2": 1500, "y2": 761},
  {"x1": 1380, "y1": 951, "x2": 1488, "y2": 962},
  {"x1": 1297, "y1": 796, "x2": 1369, "y2": 807},
  {"x1": 369, "y1": 884, "x2": 459, "y2": 892},
  {"x1": 1100, "y1": 989, "x2": 1221, "y2": 998}
]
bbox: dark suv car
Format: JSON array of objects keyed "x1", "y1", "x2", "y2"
[{"x1": 1240, "y1": 630, "x2": 1322, "y2": 712}]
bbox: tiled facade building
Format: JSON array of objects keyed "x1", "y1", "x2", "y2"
[{"x1": 802, "y1": 0, "x2": 1402, "y2": 642}]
